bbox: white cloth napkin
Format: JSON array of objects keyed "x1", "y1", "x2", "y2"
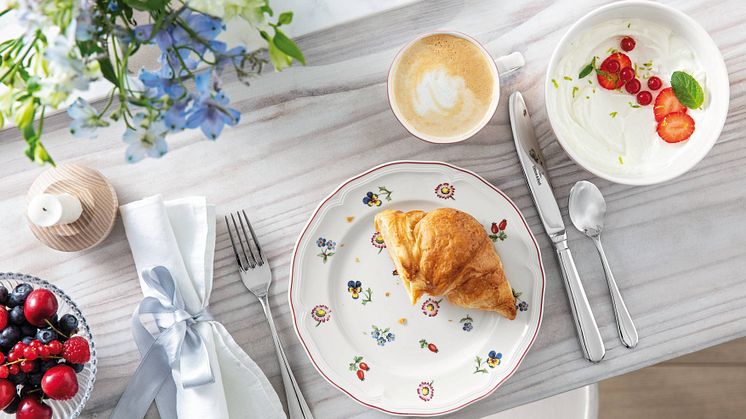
[{"x1": 120, "y1": 195, "x2": 285, "y2": 419}]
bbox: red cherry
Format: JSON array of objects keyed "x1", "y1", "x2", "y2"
[
  {"x1": 8, "y1": 351, "x2": 20, "y2": 363},
  {"x1": 41, "y1": 365, "x2": 78, "y2": 400},
  {"x1": 24, "y1": 289, "x2": 58, "y2": 327},
  {"x1": 358, "y1": 362, "x2": 369, "y2": 371},
  {"x1": 647, "y1": 76, "x2": 663, "y2": 90},
  {"x1": 637, "y1": 91, "x2": 653, "y2": 106},
  {"x1": 620, "y1": 36, "x2": 636, "y2": 52},
  {"x1": 19, "y1": 360, "x2": 35, "y2": 373},
  {"x1": 625, "y1": 79, "x2": 641, "y2": 94},
  {"x1": 8, "y1": 365, "x2": 18, "y2": 375},
  {"x1": 0, "y1": 366, "x2": 8, "y2": 379},
  {"x1": 356, "y1": 369, "x2": 365, "y2": 381},
  {"x1": 619, "y1": 67, "x2": 635, "y2": 82},
  {"x1": 0, "y1": 308, "x2": 7, "y2": 331},
  {"x1": 13, "y1": 343, "x2": 27, "y2": 353},
  {"x1": 0, "y1": 379, "x2": 14, "y2": 410},
  {"x1": 16, "y1": 396, "x2": 52, "y2": 419},
  {"x1": 30, "y1": 340, "x2": 42, "y2": 349}
]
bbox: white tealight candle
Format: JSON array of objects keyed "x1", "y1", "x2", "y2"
[{"x1": 27, "y1": 193, "x2": 83, "y2": 227}]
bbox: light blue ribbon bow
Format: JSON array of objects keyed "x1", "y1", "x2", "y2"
[{"x1": 111, "y1": 266, "x2": 215, "y2": 419}]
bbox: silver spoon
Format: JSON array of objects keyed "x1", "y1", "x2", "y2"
[{"x1": 569, "y1": 181, "x2": 638, "y2": 349}]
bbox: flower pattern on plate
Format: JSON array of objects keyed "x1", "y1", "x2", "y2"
[
  {"x1": 460, "y1": 315, "x2": 474, "y2": 331},
  {"x1": 421, "y1": 298, "x2": 442, "y2": 317},
  {"x1": 371, "y1": 325, "x2": 395, "y2": 347},
  {"x1": 488, "y1": 219, "x2": 508, "y2": 242},
  {"x1": 348, "y1": 280, "x2": 362, "y2": 299},
  {"x1": 419, "y1": 339, "x2": 439, "y2": 353},
  {"x1": 349, "y1": 356, "x2": 370, "y2": 381},
  {"x1": 473, "y1": 351, "x2": 502, "y2": 373},
  {"x1": 417, "y1": 381, "x2": 434, "y2": 401},
  {"x1": 513, "y1": 289, "x2": 529, "y2": 312},
  {"x1": 311, "y1": 304, "x2": 331, "y2": 327},
  {"x1": 363, "y1": 186, "x2": 393, "y2": 207},
  {"x1": 371, "y1": 232, "x2": 386, "y2": 253},
  {"x1": 435, "y1": 183, "x2": 455, "y2": 200},
  {"x1": 316, "y1": 237, "x2": 336, "y2": 263}
]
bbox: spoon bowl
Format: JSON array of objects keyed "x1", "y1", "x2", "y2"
[{"x1": 568, "y1": 181, "x2": 606, "y2": 237}]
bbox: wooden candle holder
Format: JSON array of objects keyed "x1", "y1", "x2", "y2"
[{"x1": 27, "y1": 164, "x2": 118, "y2": 252}]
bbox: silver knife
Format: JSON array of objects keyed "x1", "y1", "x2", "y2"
[{"x1": 509, "y1": 91, "x2": 606, "y2": 363}]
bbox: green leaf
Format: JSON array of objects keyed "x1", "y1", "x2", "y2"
[
  {"x1": 98, "y1": 58, "x2": 118, "y2": 85},
  {"x1": 278, "y1": 12, "x2": 293, "y2": 25},
  {"x1": 579, "y1": 57, "x2": 595, "y2": 79},
  {"x1": 272, "y1": 29, "x2": 305, "y2": 65},
  {"x1": 122, "y1": 0, "x2": 167, "y2": 11},
  {"x1": 261, "y1": 4, "x2": 274, "y2": 16},
  {"x1": 671, "y1": 71, "x2": 704, "y2": 109}
]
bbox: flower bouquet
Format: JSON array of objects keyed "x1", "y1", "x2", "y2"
[{"x1": 0, "y1": 0, "x2": 303, "y2": 164}]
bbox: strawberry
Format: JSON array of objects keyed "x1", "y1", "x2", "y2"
[
  {"x1": 653, "y1": 88, "x2": 687, "y2": 122},
  {"x1": 597, "y1": 53, "x2": 632, "y2": 90},
  {"x1": 61, "y1": 336, "x2": 90, "y2": 364},
  {"x1": 657, "y1": 112, "x2": 695, "y2": 143},
  {"x1": 358, "y1": 362, "x2": 369, "y2": 371},
  {"x1": 356, "y1": 370, "x2": 365, "y2": 381}
]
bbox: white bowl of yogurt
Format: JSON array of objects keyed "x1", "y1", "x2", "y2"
[{"x1": 545, "y1": 0, "x2": 729, "y2": 185}]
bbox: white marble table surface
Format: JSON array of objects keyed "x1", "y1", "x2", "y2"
[{"x1": 1, "y1": 0, "x2": 745, "y2": 417}]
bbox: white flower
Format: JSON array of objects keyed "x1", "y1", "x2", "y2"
[
  {"x1": 123, "y1": 114, "x2": 169, "y2": 163},
  {"x1": 36, "y1": 34, "x2": 89, "y2": 107},
  {"x1": 67, "y1": 98, "x2": 107, "y2": 138}
]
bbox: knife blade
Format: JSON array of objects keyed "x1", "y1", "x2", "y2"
[{"x1": 509, "y1": 91, "x2": 606, "y2": 363}]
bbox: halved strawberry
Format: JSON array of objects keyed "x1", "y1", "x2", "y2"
[
  {"x1": 653, "y1": 87, "x2": 687, "y2": 122},
  {"x1": 597, "y1": 53, "x2": 632, "y2": 90},
  {"x1": 657, "y1": 112, "x2": 695, "y2": 143}
]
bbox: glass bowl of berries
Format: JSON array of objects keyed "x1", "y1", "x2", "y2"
[{"x1": 0, "y1": 273, "x2": 96, "y2": 419}]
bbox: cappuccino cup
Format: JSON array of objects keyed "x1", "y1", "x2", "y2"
[{"x1": 387, "y1": 31, "x2": 524, "y2": 143}]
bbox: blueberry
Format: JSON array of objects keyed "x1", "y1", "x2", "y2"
[
  {"x1": 9, "y1": 372, "x2": 26, "y2": 385},
  {"x1": 0, "y1": 286, "x2": 8, "y2": 305},
  {"x1": 0, "y1": 337, "x2": 11, "y2": 350},
  {"x1": 14, "y1": 283, "x2": 33, "y2": 298},
  {"x1": 9, "y1": 307, "x2": 24, "y2": 326},
  {"x1": 40, "y1": 359, "x2": 57, "y2": 372},
  {"x1": 27, "y1": 373, "x2": 43, "y2": 387},
  {"x1": 21, "y1": 337, "x2": 33, "y2": 345},
  {"x1": 67, "y1": 363, "x2": 85, "y2": 373},
  {"x1": 59, "y1": 314, "x2": 79, "y2": 335},
  {"x1": 1, "y1": 325, "x2": 21, "y2": 346},
  {"x1": 20, "y1": 323, "x2": 36, "y2": 337},
  {"x1": 2, "y1": 396, "x2": 19, "y2": 414},
  {"x1": 35, "y1": 328, "x2": 57, "y2": 345}
]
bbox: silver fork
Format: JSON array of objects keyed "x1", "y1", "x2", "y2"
[{"x1": 225, "y1": 210, "x2": 314, "y2": 419}]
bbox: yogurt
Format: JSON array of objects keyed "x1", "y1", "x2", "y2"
[{"x1": 548, "y1": 18, "x2": 707, "y2": 176}]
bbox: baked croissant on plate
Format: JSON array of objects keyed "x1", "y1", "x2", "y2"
[{"x1": 374, "y1": 208, "x2": 516, "y2": 320}]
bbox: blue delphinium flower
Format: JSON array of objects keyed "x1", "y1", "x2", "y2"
[
  {"x1": 67, "y1": 98, "x2": 108, "y2": 138},
  {"x1": 123, "y1": 114, "x2": 168, "y2": 163}
]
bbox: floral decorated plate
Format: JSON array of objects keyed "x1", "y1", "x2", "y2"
[{"x1": 289, "y1": 161, "x2": 545, "y2": 416}]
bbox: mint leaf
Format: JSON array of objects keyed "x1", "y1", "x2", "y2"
[
  {"x1": 671, "y1": 71, "x2": 704, "y2": 109},
  {"x1": 579, "y1": 57, "x2": 595, "y2": 79}
]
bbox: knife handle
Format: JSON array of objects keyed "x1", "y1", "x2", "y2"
[{"x1": 555, "y1": 240, "x2": 606, "y2": 363}]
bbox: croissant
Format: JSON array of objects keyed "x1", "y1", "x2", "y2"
[{"x1": 374, "y1": 208, "x2": 516, "y2": 320}]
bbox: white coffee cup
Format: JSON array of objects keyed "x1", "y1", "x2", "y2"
[{"x1": 387, "y1": 31, "x2": 524, "y2": 144}]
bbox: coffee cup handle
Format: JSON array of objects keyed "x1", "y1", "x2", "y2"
[{"x1": 495, "y1": 52, "x2": 525, "y2": 76}]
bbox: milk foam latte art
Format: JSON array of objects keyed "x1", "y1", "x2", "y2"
[
  {"x1": 390, "y1": 34, "x2": 497, "y2": 142},
  {"x1": 548, "y1": 18, "x2": 707, "y2": 176}
]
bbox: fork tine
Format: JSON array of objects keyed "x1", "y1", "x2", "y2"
[
  {"x1": 241, "y1": 210, "x2": 265, "y2": 265},
  {"x1": 231, "y1": 213, "x2": 255, "y2": 268},
  {"x1": 224, "y1": 215, "x2": 245, "y2": 270},
  {"x1": 237, "y1": 212, "x2": 259, "y2": 267}
]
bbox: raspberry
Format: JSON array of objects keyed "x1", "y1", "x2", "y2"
[{"x1": 62, "y1": 336, "x2": 90, "y2": 364}]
